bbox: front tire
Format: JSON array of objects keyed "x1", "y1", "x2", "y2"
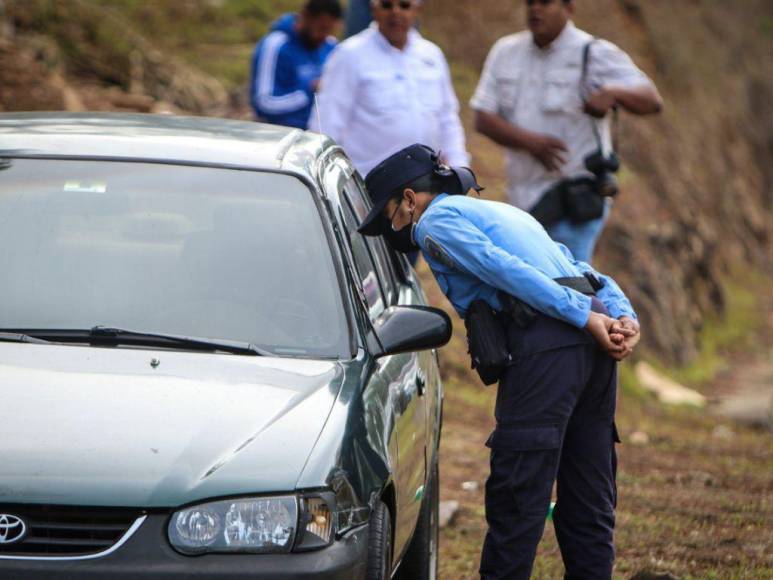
[
  {"x1": 396, "y1": 461, "x2": 439, "y2": 580},
  {"x1": 367, "y1": 500, "x2": 393, "y2": 580}
]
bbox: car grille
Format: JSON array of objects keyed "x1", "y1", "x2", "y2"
[{"x1": 0, "y1": 504, "x2": 144, "y2": 557}]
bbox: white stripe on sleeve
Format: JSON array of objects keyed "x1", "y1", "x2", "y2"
[{"x1": 255, "y1": 31, "x2": 310, "y2": 115}]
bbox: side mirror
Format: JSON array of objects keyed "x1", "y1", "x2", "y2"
[{"x1": 373, "y1": 305, "x2": 452, "y2": 358}]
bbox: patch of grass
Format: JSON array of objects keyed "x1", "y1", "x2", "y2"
[
  {"x1": 760, "y1": 16, "x2": 773, "y2": 37},
  {"x1": 91, "y1": 0, "x2": 299, "y2": 47},
  {"x1": 647, "y1": 268, "x2": 764, "y2": 388},
  {"x1": 618, "y1": 360, "x2": 651, "y2": 399},
  {"x1": 178, "y1": 44, "x2": 255, "y2": 89}
]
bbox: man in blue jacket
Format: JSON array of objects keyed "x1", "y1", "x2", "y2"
[{"x1": 250, "y1": 0, "x2": 342, "y2": 129}]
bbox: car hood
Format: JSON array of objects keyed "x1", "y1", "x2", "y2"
[{"x1": 0, "y1": 343, "x2": 344, "y2": 508}]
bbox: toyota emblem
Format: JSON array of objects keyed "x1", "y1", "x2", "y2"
[{"x1": 0, "y1": 514, "x2": 26, "y2": 545}]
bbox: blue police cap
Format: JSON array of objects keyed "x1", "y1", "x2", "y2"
[{"x1": 358, "y1": 144, "x2": 483, "y2": 236}]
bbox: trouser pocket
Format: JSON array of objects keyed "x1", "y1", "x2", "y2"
[
  {"x1": 481, "y1": 425, "x2": 563, "y2": 579},
  {"x1": 485, "y1": 425, "x2": 561, "y2": 516}
]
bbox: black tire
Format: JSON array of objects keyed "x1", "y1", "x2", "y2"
[
  {"x1": 395, "y1": 461, "x2": 439, "y2": 580},
  {"x1": 367, "y1": 500, "x2": 393, "y2": 580}
]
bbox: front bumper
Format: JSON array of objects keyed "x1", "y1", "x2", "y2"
[{"x1": 0, "y1": 514, "x2": 369, "y2": 579}]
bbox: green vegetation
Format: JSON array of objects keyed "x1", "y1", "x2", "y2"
[
  {"x1": 617, "y1": 362, "x2": 649, "y2": 399},
  {"x1": 90, "y1": 0, "x2": 299, "y2": 47},
  {"x1": 667, "y1": 273, "x2": 761, "y2": 386},
  {"x1": 10, "y1": 0, "x2": 300, "y2": 91},
  {"x1": 85, "y1": 0, "x2": 303, "y2": 90},
  {"x1": 648, "y1": 269, "x2": 764, "y2": 388}
]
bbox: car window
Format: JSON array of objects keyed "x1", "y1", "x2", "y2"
[
  {"x1": 339, "y1": 197, "x2": 386, "y2": 320},
  {"x1": 0, "y1": 159, "x2": 350, "y2": 358},
  {"x1": 346, "y1": 173, "x2": 410, "y2": 284},
  {"x1": 342, "y1": 191, "x2": 398, "y2": 307},
  {"x1": 344, "y1": 177, "x2": 371, "y2": 223},
  {"x1": 370, "y1": 238, "x2": 400, "y2": 303}
]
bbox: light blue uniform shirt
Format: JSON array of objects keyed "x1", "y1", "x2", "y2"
[{"x1": 414, "y1": 194, "x2": 636, "y2": 328}]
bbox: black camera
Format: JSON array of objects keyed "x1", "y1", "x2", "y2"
[{"x1": 584, "y1": 149, "x2": 620, "y2": 197}]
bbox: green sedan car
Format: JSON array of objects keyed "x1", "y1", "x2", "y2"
[{"x1": 0, "y1": 113, "x2": 451, "y2": 579}]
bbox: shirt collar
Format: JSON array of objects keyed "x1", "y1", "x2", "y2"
[
  {"x1": 429, "y1": 192, "x2": 448, "y2": 206},
  {"x1": 415, "y1": 193, "x2": 448, "y2": 234},
  {"x1": 530, "y1": 20, "x2": 577, "y2": 54}
]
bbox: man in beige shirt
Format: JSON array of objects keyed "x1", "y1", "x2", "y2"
[{"x1": 471, "y1": 0, "x2": 662, "y2": 263}]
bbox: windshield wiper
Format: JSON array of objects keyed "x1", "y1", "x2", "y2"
[
  {"x1": 0, "y1": 332, "x2": 52, "y2": 345},
  {"x1": 88, "y1": 326, "x2": 271, "y2": 356},
  {"x1": 0, "y1": 327, "x2": 270, "y2": 356}
]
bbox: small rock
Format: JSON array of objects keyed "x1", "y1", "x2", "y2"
[
  {"x1": 711, "y1": 424, "x2": 735, "y2": 440},
  {"x1": 108, "y1": 89, "x2": 155, "y2": 112},
  {"x1": 461, "y1": 481, "x2": 479, "y2": 492},
  {"x1": 713, "y1": 392, "x2": 773, "y2": 429},
  {"x1": 635, "y1": 362, "x2": 707, "y2": 407},
  {"x1": 151, "y1": 100, "x2": 183, "y2": 115},
  {"x1": 438, "y1": 500, "x2": 459, "y2": 529},
  {"x1": 629, "y1": 430, "x2": 650, "y2": 445}
]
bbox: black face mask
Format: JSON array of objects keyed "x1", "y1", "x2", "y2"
[{"x1": 384, "y1": 223, "x2": 419, "y2": 254}]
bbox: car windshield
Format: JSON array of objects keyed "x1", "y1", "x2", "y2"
[{"x1": 0, "y1": 158, "x2": 350, "y2": 358}]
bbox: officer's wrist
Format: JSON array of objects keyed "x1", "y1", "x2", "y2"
[{"x1": 584, "y1": 310, "x2": 600, "y2": 329}]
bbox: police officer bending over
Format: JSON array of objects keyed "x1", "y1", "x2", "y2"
[{"x1": 358, "y1": 144, "x2": 640, "y2": 580}]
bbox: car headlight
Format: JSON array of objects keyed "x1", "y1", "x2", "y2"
[{"x1": 169, "y1": 496, "x2": 298, "y2": 555}]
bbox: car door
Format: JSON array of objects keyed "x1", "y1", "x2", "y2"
[{"x1": 338, "y1": 173, "x2": 429, "y2": 556}]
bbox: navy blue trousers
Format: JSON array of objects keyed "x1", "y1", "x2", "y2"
[{"x1": 479, "y1": 301, "x2": 619, "y2": 580}]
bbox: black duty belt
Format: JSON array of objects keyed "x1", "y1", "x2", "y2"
[
  {"x1": 468, "y1": 272, "x2": 605, "y2": 385},
  {"x1": 554, "y1": 272, "x2": 603, "y2": 296},
  {"x1": 497, "y1": 272, "x2": 602, "y2": 329}
]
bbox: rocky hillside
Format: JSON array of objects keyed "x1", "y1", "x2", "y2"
[{"x1": 2, "y1": 0, "x2": 771, "y2": 366}]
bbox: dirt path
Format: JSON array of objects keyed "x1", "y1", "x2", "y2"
[{"x1": 709, "y1": 314, "x2": 773, "y2": 431}]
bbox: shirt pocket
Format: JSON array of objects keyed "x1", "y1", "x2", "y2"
[
  {"x1": 495, "y1": 73, "x2": 520, "y2": 118},
  {"x1": 541, "y1": 69, "x2": 581, "y2": 114},
  {"x1": 359, "y1": 72, "x2": 401, "y2": 114},
  {"x1": 415, "y1": 67, "x2": 444, "y2": 113}
]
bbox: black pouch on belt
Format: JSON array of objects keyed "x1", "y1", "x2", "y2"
[
  {"x1": 529, "y1": 180, "x2": 566, "y2": 227},
  {"x1": 464, "y1": 300, "x2": 511, "y2": 386},
  {"x1": 563, "y1": 176, "x2": 605, "y2": 223}
]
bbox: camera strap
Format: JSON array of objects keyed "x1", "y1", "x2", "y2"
[{"x1": 581, "y1": 38, "x2": 620, "y2": 153}]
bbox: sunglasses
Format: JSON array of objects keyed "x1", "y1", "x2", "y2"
[
  {"x1": 526, "y1": 0, "x2": 559, "y2": 6},
  {"x1": 379, "y1": 0, "x2": 414, "y2": 10}
]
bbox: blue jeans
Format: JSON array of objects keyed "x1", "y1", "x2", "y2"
[
  {"x1": 545, "y1": 203, "x2": 610, "y2": 264},
  {"x1": 345, "y1": 0, "x2": 372, "y2": 38}
]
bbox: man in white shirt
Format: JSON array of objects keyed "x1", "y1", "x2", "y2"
[
  {"x1": 471, "y1": 0, "x2": 662, "y2": 263},
  {"x1": 309, "y1": 0, "x2": 469, "y2": 176}
]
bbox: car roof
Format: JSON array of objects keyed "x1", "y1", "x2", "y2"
[{"x1": 0, "y1": 112, "x2": 338, "y2": 178}]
